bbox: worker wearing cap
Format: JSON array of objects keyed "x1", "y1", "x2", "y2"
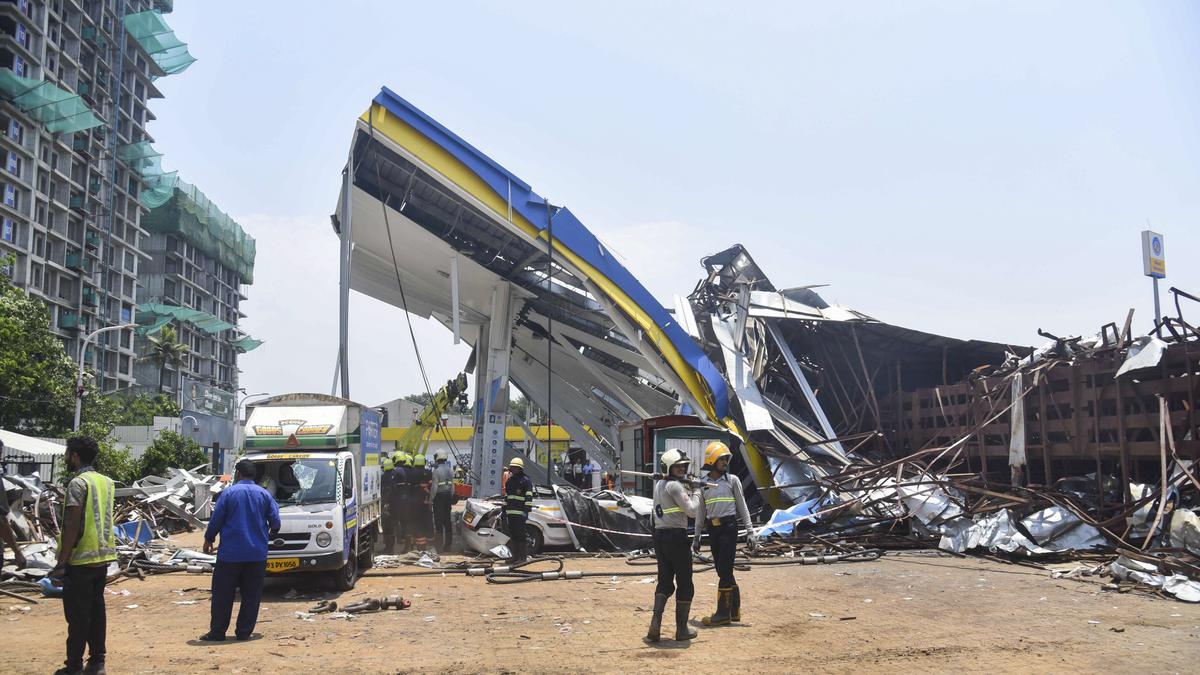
[
  {"x1": 503, "y1": 457, "x2": 534, "y2": 564},
  {"x1": 409, "y1": 454, "x2": 434, "y2": 551},
  {"x1": 693, "y1": 441, "x2": 752, "y2": 626},
  {"x1": 429, "y1": 450, "x2": 455, "y2": 553},
  {"x1": 395, "y1": 452, "x2": 413, "y2": 552},
  {"x1": 646, "y1": 448, "x2": 700, "y2": 643},
  {"x1": 51, "y1": 437, "x2": 116, "y2": 675}
]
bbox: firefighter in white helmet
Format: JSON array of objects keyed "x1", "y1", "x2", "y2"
[
  {"x1": 693, "y1": 441, "x2": 752, "y2": 626},
  {"x1": 645, "y1": 448, "x2": 700, "y2": 643}
]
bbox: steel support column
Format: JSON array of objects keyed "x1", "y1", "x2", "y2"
[{"x1": 470, "y1": 283, "x2": 519, "y2": 496}]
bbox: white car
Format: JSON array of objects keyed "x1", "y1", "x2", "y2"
[{"x1": 460, "y1": 486, "x2": 652, "y2": 555}]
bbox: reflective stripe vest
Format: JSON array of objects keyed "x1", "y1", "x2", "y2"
[
  {"x1": 61, "y1": 471, "x2": 117, "y2": 566},
  {"x1": 653, "y1": 479, "x2": 695, "y2": 530},
  {"x1": 504, "y1": 474, "x2": 533, "y2": 516}
]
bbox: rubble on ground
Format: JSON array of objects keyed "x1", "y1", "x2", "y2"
[{"x1": 2, "y1": 465, "x2": 225, "y2": 589}]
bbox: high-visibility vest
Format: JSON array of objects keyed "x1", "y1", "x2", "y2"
[{"x1": 60, "y1": 471, "x2": 117, "y2": 566}]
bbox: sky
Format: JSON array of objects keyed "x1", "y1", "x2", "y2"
[{"x1": 146, "y1": 1, "x2": 1200, "y2": 408}]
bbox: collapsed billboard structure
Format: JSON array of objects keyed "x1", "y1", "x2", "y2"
[{"x1": 332, "y1": 89, "x2": 1198, "y2": 596}]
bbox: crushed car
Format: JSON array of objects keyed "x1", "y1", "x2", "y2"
[{"x1": 460, "y1": 485, "x2": 652, "y2": 556}]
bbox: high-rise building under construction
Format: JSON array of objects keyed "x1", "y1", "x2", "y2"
[{"x1": 0, "y1": 1, "x2": 256, "y2": 401}]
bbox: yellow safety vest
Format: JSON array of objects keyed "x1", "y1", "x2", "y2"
[{"x1": 60, "y1": 471, "x2": 117, "y2": 566}]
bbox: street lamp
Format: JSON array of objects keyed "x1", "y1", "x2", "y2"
[
  {"x1": 73, "y1": 322, "x2": 139, "y2": 432},
  {"x1": 237, "y1": 391, "x2": 269, "y2": 422}
]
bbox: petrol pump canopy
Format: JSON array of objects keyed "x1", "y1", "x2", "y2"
[{"x1": 337, "y1": 88, "x2": 730, "y2": 454}]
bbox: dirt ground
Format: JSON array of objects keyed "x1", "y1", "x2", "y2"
[{"x1": 3, "y1": 530, "x2": 1198, "y2": 674}]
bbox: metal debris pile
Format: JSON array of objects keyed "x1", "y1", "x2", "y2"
[
  {"x1": 2, "y1": 466, "x2": 225, "y2": 589},
  {"x1": 746, "y1": 315, "x2": 1200, "y2": 602}
]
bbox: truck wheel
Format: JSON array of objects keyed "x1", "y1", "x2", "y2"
[
  {"x1": 334, "y1": 538, "x2": 359, "y2": 591},
  {"x1": 526, "y1": 525, "x2": 544, "y2": 556}
]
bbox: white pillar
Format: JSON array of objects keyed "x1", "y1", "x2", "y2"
[{"x1": 471, "y1": 283, "x2": 519, "y2": 496}]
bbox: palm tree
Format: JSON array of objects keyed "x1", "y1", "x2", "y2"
[{"x1": 143, "y1": 324, "x2": 189, "y2": 393}]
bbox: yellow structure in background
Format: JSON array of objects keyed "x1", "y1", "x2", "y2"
[
  {"x1": 383, "y1": 425, "x2": 571, "y2": 469},
  {"x1": 381, "y1": 425, "x2": 569, "y2": 444}
]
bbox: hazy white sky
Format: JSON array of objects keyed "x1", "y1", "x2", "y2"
[{"x1": 147, "y1": 1, "x2": 1200, "y2": 407}]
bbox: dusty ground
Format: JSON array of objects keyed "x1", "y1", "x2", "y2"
[{"x1": 2, "y1": 530, "x2": 1198, "y2": 674}]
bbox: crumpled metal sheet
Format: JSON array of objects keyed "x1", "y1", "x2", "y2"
[
  {"x1": 898, "y1": 479, "x2": 964, "y2": 526},
  {"x1": 1115, "y1": 336, "x2": 1168, "y2": 377},
  {"x1": 1109, "y1": 555, "x2": 1200, "y2": 603},
  {"x1": 938, "y1": 510, "x2": 1052, "y2": 555},
  {"x1": 710, "y1": 315, "x2": 775, "y2": 432},
  {"x1": 1021, "y1": 506, "x2": 1107, "y2": 551}
]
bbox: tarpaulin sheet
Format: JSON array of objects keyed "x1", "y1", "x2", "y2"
[{"x1": 554, "y1": 486, "x2": 650, "y2": 551}]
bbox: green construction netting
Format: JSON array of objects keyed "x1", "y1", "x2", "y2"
[
  {"x1": 0, "y1": 71, "x2": 104, "y2": 134},
  {"x1": 232, "y1": 337, "x2": 263, "y2": 353},
  {"x1": 141, "y1": 180, "x2": 255, "y2": 283},
  {"x1": 136, "y1": 303, "x2": 236, "y2": 335},
  {"x1": 124, "y1": 10, "x2": 196, "y2": 75},
  {"x1": 120, "y1": 142, "x2": 179, "y2": 208},
  {"x1": 118, "y1": 140, "x2": 161, "y2": 166}
]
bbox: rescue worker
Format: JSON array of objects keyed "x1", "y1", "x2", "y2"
[
  {"x1": 693, "y1": 441, "x2": 752, "y2": 626},
  {"x1": 380, "y1": 456, "x2": 407, "y2": 554},
  {"x1": 409, "y1": 453, "x2": 434, "y2": 551},
  {"x1": 503, "y1": 457, "x2": 534, "y2": 564},
  {"x1": 396, "y1": 452, "x2": 414, "y2": 552},
  {"x1": 430, "y1": 450, "x2": 455, "y2": 553},
  {"x1": 51, "y1": 437, "x2": 116, "y2": 675},
  {"x1": 646, "y1": 448, "x2": 700, "y2": 643}
]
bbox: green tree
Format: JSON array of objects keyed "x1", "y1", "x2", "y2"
[
  {"x1": 111, "y1": 393, "x2": 180, "y2": 426},
  {"x1": 92, "y1": 440, "x2": 139, "y2": 485},
  {"x1": 0, "y1": 264, "x2": 77, "y2": 435},
  {"x1": 138, "y1": 429, "x2": 207, "y2": 478},
  {"x1": 142, "y1": 325, "x2": 189, "y2": 393}
]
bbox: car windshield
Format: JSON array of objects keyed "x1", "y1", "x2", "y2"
[{"x1": 252, "y1": 458, "x2": 339, "y2": 505}]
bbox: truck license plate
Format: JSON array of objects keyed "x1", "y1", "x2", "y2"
[{"x1": 266, "y1": 558, "x2": 300, "y2": 573}]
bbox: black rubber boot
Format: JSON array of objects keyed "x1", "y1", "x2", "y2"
[
  {"x1": 701, "y1": 587, "x2": 733, "y2": 626},
  {"x1": 731, "y1": 583, "x2": 741, "y2": 622},
  {"x1": 646, "y1": 593, "x2": 668, "y2": 642},
  {"x1": 675, "y1": 600, "x2": 698, "y2": 641}
]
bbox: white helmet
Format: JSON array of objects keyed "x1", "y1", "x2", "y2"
[
  {"x1": 660, "y1": 448, "x2": 690, "y2": 473},
  {"x1": 434, "y1": 449, "x2": 448, "y2": 462}
]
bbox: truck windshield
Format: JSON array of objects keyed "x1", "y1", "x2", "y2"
[{"x1": 252, "y1": 458, "x2": 339, "y2": 506}]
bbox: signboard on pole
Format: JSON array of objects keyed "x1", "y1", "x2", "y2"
[{"x1": 1141, "y1": 230, "x2": 1166, "y2": 278}]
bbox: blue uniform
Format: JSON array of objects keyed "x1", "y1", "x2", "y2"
[
  {"x1": 204, "y1": 479, "x2": 281, "y2": 641},
  {"x1": 205, "y1": 480, "x2": 280, "y2": 563}
]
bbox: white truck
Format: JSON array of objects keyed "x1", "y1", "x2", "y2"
[{"x1": 240, "y1": 394, "x2": 382, "y2": 590}]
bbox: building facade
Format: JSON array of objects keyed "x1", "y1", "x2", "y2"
[
  {"x1": 134, "y1": 180, "x2": 256, "y2": 397},
  {"x1": 0, "y1": 0, "x2": 190, "y2": 392}
]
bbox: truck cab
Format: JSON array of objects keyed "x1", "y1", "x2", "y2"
[{"x1": 241, "y1": 394, "x2": 381, "y2": 590}]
